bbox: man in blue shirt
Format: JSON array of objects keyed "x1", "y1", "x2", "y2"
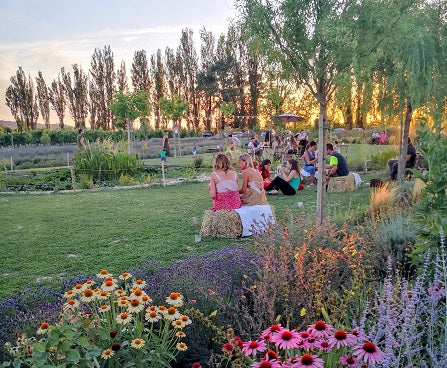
[{"x1": 325, "y1": 142, "x2": 349, "y2": 183}]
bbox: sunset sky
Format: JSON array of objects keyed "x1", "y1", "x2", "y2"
[{"x1": 0, "y1": 0, "x2": 236, "y2": 125}]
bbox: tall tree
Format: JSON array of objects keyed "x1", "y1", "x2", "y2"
[
  {"x1": 164, "y1": 47, "x2": 182, "y2": 97},
  {"x1": 117, "y1": 60, "x2": 128, "y2": 93},
  {"x1": 36, "y1": 71, "x2": 50, "y2": 128},
  {"x1": 90, "y1": 45, "x2": 116, "y2": 130},
  {"x1": 150, "y1": 49, "x2": 165, "y2": 130},
  {"x1": 5, "y1": 67, "x2": 39, "y2": 131},
  {"x1": 239, "y1": 0, "x2": 358, "y2": 224},
  {"x1": 61, "y1": 65, "x2": 89, "y2": 128},
  {"x1": 131, "y1": 50, "x2": 151, "y2": 94},
  {"x1": 178, "y1": 29, "x2": 199, "y2": 129},
  {"x1": 48, "y1": 77, "x2": 66, "y2": 129}
]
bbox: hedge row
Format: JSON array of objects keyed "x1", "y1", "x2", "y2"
[{"x1": 0, "y1": 128, "x2": 199, "y2": 147}]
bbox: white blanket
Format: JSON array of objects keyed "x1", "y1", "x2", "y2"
[
  {"x1": 301, "y1": 170, "x2": 363, "y2": 187},
  {"x1": 235, "y1": 204, "x2": 275, "y2": 237}
]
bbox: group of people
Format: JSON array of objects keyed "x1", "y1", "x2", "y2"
[
  {"x1": 209, "y1": 154, "x2": 302, "y2": 211},
  {"x1": 371, "y1": 130, "x2": 388, "y2": 145},
  {"x1": 270, "y1": 131, "x2": 309, "y2": 161}
]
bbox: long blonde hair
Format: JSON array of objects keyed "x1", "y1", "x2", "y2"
[
  {"x1": 214, "y1": 154, "x2": 233, "y2": 173},
  {"x1": 238, "y1": 153, "x2": 253, "y2": 169}
]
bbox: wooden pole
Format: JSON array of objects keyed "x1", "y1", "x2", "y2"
[
  {"x1": 161, "y1": 160, "x2": 166, "y2": 187},
  {"x1": 316, "y1": 101, "x2": 328, "y2": 225}
]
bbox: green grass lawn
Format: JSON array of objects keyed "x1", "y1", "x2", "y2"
[{"x1": 0, "y1": 167, "x2": 385, "y2": 298}]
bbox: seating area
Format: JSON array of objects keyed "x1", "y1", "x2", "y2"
[{"x1": 200, "y1": 204, "x2": 275, "y2": 238}]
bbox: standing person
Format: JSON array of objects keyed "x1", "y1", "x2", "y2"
[
  {"x1": 302, "y1": 141, "x2": 318, "y2": 185},
  {"x1": 325, "y1": 142, "x2": 349, "y2": 183},
  {"x1": 387, "y1": 137, "x2": 416, "y2": 180},
  {"x1": 259, "y1": 159, "x2": 273, "y2": 189},
  {"x1": 162, "y1": 130, "x2": 170, "y2": 156},
  {"x1": 192, "y1": 142, "x2": 198, "y2": 156},
  {"x1": 265, "y1": 159, "x2": 300, "y2": 195},
  {"x1": 209, "y1": 154, "x2": 242, "y2": 211},
  {"x1": 77, "y1": 128, "x2": 85, "y2": 149},
  {"x1": 238, "y1": 153, "x2": 267, "y2": 205},
  {"x1": 379, "y1": 131, "x2": 387, "y2": 144}
]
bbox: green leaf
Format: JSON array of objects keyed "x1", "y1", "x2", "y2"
[
  {"x1": 33, "y1": 342, "x2": 47, "y2": 353},
  {"x1": 66, "y1": 349, "x2": 81, "y2": 363},
  {"x1": 77, "y1": 337, "x2": 91, "y2": 348}
]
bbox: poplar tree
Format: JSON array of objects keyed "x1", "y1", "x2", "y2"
[
  {"x1": 61, "y1": 65, "x2": 89, "y2": 129},
  {"x1": 48, "y1": 77, "x2": 66, "y2": 129},
  {"x1": 150, "y1": 49, "x2": 165, "y2": 130},
  {"x1": 117, "y1": 61, "x2": 128, "y2": 93},
  {"x1": 36, "y1": 71, "x2": 51, "y2": 128}
]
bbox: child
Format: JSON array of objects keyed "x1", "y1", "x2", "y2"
[{"x1": 192, "y1": 142, "x2": 198, "y2": 156}]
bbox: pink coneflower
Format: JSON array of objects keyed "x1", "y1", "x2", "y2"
[
  {"x1": 270, "y1": 328, "x2": 300, "y2": 350},
  {"x1": 252, "y1": 357, "x2": 282, "y2": 368},
  {"x1": 340, "y1": 354, "x2": 360, "y2": 367},
  {"x1": 314, "y1": 339, "x2": 332, "y2": 352},
  {"x1": 328, "y1": 329, "x2": 357, "y2": 348},
  {"x1": 307, "y1": 320, "x2": 334, "y2": 338},
  {"x1": 292, "y1": 353, "x2": 324, "y2": 368},
  {"x1": 354, "y1": 341, "x2": 385, "y2": 365},
  {"x1": 242, "y1": 340, "x2": 267, "y2": 356},
  {"x1": 191, "y1": 363, "x2": 202, "y2": 368},
  {"x1": 261, "y1": 324, "x2": 282, "y2": 341},
  {"x1": 264, "y1": 350, "x2": 279, "y2": 361}
]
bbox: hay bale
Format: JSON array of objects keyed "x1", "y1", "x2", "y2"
[
  {"x1": 200, "y1": 210, "x2": 242, "y2": 238},
  {"x1": 327, "y1": 173, "x2": 356, "y2": 193}
]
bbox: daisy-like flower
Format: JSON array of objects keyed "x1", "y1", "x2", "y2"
[
  {"x1": 132, "y1": 279, "x2": 146, "y2": 289},
  {"x1": 340, "y1": 355, "x2": 360, "y2": 367},
  {"x1": 117, "y1": 297, "x2": 128, "y2": 308},
  {"x1": 242, "y1": 339, "x2": 267, "y2": 356},
  {"x1": 172, "y1": 319, "x2": 186, "y2": 329},
  {"x1": 252, "y1": 356, "x2": 282, "y2": 368},
  {"x1": 141, "y1": 295, "x2": 152, "y2": 304},
  {"x1": 307, "y1": 321, "x2": 334, "y2": 339},
  {"x1": 131, "y1": 338, "x2": 145, "y2": 349},
  {"x1": 36, "y1": 322, "x2": 50, "y2": 335},
  {"x1": 101, "y1": 278, "x2": 118, "y2": 292},
  {"x1": 270, "y1": 328, "x2": 300, "y2": 350},
  {"x1": 180, "y1": 315, "x2": 192, "y2": 326},
  {"x1": 222, "y1": 342, "x2": 234, "y2": 354},
  {"x1": 96, "y1": 290, "x2": 110, "y2": 300},
  {"x1": 72, "y1": 283, "x2": 86, "y2": 294},
  {"x1": 353, "y1": 341, "x2": 385, "y2": 365},
  {"x1": 165, "y1": 292, "x2": 184, "y2": 307},
  {"x1": 96, "y1": 269, "x2": 112, "y2": 279},
  {"x1": 176, "y1": 331, "x2": 186, "y2": 338},
  {"x1": 63, "y1": 289, "x2": 75, "y2": 299},
  {"x1": 80, "y1": 289, "x2": 96, "y2": 303},
  {"x1": 130, "y1": 288, "x2": 146, "y2": 299},
  {"x1": 128, "y1": 298, "x2": 145, "y2": 313},
  {"x1": 98, "y1": 305, "x2": 111, "y2": 313},
  {"x1": 293, "y1": 353, "x2": 324, "y2": 368},
  {"x1": 101, "y1": 348, "x2": 114, "y2": 359},
  {"x1": 116, "y1": 312, "x2": 132, "y2": 325},
  {"x1": 261, "y1": 324, "x2": 282, "y2": 341},
  {"x1": 328, "y1": 329, "x2": 357, "y2": 349},
  {"x1": 314, "y1": 340, "x2": 332, "y2": 351},
  {"x1": 264, "y1": 350, "x2": 279, "y2": 361},
  {"x1": 158, "y1": 305, "x2": 167, "y2": 312},
  {"x1": 176, "y1": 342, "x2": 188, "y2": 351},
  {"x1": 114, "y1": 289, "x2": 126, "y2": 297},
  {"x1": 146, "y1": 305, "x2": 159, "y2": 312},
  {"x1": 63, "y1": 299, "x2": 80, "y2": 311},
  {"x1": 83, "y1": 279, "x2": 95, "y2": 287},
  {"x1": 164, "y1": 306, "x2": 180, "y2": 321},
  {"x1": 145, "y1": 310, "x2": 162, "y2": 323},
  {"x1": 118, "y1": 272, "x2": 132, "y2": 280}
]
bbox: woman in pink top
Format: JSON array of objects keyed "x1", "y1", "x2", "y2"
[{"x1": 209, "y1": 154, "x2": 242, "y2": 211}]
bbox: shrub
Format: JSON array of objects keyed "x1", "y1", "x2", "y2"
[
  {"x1": 370, "y1": 148, "x2": 398, "y2": 170},
  {"x1": 39, "y1": 131, "x2": 51, "y2": 145},
  {"x1": 118, "y1": 173, "x2": 138, "y2": 186}
]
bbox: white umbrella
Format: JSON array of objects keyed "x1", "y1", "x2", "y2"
[{"x1": 277, "y1": 113, "x2": 304, "y2": 122}]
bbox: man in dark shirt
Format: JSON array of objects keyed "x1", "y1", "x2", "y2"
[
  {"x1": 325, "y1": 142, "x2": 349, "y2": 183},
  {"x1": 388, "y1": 137, "x2": 416, "y2": 180}
]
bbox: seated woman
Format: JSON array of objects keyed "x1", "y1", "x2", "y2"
[
  {"x1": 285, "y1": 135, "x2": 298, "y2": 160},
  {"x1": 259, "y1": 159, "x2": 273, "y2": 189},
  {"x1": 302, "y1": 140, "x2": 318, "y2": 185},
  {"x1": 238, "y1": 153, "x2": 268, "y2": 206},
  {"x1": 265, "y1": 159, "x2": 300, "y2": 195},
  {"x1": 209, "y1": 154, "x2": 242, "y2": 211}
]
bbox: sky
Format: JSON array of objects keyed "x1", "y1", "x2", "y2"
[{"x1": 0, "y1": 0, "x2": 237, "y2": 125}]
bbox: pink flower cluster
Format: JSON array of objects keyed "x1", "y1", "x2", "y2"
[{"x1": 222, "y1": 321, "x2": 385, "y2": 368}]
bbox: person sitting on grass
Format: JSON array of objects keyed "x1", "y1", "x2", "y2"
[
  {"x1": 325, "y1": 142, "x2": 349, "y2": 183},
  {"x1": 302, "y1": 141, "x2": 318, "y2": 185},
  {"x1": 238, "y1": 153, "x2": 268, "y2": 206},
  {"x1": 265, "y1": 159, "x2": 300, "y2": 195},
  {"x1": 209, "y1": 154, "x2": 241, "y2": 211},
  {"x1": 259, "y1": 159, "x2": 273, "y2": 189}
]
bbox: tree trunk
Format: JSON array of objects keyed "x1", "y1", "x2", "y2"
[
  {"x1": 397, "y1": 101, "x2": 412, "y2": 180},
  {"x1": 316, "y1": 98, "x2": 328, "y2": 225}
]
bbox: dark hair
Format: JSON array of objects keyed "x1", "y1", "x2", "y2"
[
  {"x1": 78, "y1": 128, "x2": 83, "y2": 134},
  {"x1": 308, "y1": 140, "x2": 317, "y2": 148},
  {"x1": 288, "y1": 159, "x2": 299, "y2": 172},
  {"x1": 326, "y1": 142, "x2": 334, "y2": 151},
  {"x1": 259, "y1": 159, "x2": 271, "y2": 179},
  {"x1": 228, "y1": 133, "x2": 233, "y2": 137}
]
